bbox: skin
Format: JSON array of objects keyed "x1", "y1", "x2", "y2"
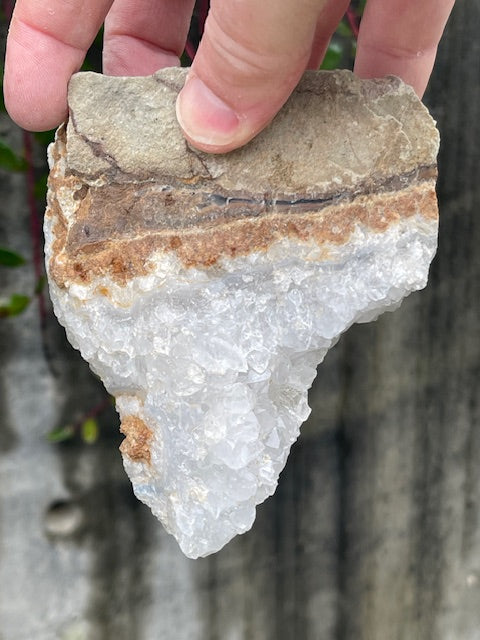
[{"x1": 4, "y1": 0, "x2": 456, "y2": 153}]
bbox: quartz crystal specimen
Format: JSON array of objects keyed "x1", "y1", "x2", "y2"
[{"x1": 44, "y1": 68, "x2": 439, "y2": 558}]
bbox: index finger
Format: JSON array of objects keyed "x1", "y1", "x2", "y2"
[{"x1": 4, "y1": 0, "x2": 113, "y2": 131}]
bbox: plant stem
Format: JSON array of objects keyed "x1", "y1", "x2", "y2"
[
  {"x1": 1, "y1": 0, "x2": 13, "y2": 20},
  {"x1": 185, "y1": 40, "x2": 197, "y2": 62},
  {"x1": 23, "y1": 131, "x2": 47, "y2": 330},
  {"x1": 346, "y1": 6, "x2": 360, "y2": 39},
  {"x1": 83, "y1": 396, "x2": 112, "y2": 422},
  {"x1": 73, "y1": 395, "x2": 113, "y2": 435},
  {"x1": 197, "y1": 0, "x2": 209, "y2": 37},
  {"x1": 185, "y1": 0, "x2": 209, "y2": 62}
]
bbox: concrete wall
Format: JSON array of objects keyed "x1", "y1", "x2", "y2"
[{"x1": 1, "y1": 2, "x2": 479, "y2": 638}]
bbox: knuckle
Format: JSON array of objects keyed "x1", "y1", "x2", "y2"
[{"x1": 202, "y1": 11, "x2": 309, "y2": 83}]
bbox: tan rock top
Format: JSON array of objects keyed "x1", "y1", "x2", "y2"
[{"x1": 46, "y1": 68, "x2": 439, "y2": 286}]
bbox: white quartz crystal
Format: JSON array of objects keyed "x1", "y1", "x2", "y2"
[{"x1": 45, "y1": 212, "x2": 437, "y2": 558}]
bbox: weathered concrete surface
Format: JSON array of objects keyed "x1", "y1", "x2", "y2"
[{"x1": 1, "y1": 1, "x2": 479, "y2": 638}]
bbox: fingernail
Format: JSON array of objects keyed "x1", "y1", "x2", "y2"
[{"x1": 176, "y1": 75, "x2": 241, "y2": 148}]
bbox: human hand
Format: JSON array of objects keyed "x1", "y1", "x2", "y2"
[{"x1": 4, "y1": 0, "x2": 455, "y2": 153}]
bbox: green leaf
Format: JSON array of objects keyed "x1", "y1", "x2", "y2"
[
  {"x1": 81, "y1": 417, "x2": 99, "y2": 444},
  {"x1": 0, "y1": 294, "x2": 30, "y2": 317},
  {"x1": 94, "y1": 25, "x2": 104, "y2": 47},
  {"x1": 47, "y1": 424, "x2": 75, "y2": 443},
  {"x1": 181, "y1": 51, "x2": 191, "y2": 67},
  {"x1": 82, "y1": 28, "x2": 104, "y2": 73},
  {"x1": 0, "y1": 65, "x2": 5, "y2": 112},
  {"x1": 35, "y1": 275, "x2": 46, "y2": 295},
  {"x1": 80, "y1": 58, "x2": 96, "y2": 72},
  {"x1": 34, "y1": 174, "x2": 48, "y2": 201},
  {"x1": 33, "y1": 130, "x2": 56, "y2": 147},
  {"x1": 0, "y1": 139, "x2": 27, "y2": 172},
  {"x1": 321, "y1": 42, "x2": 343, "y2": 70},
  {"x1": 0, "y1": 247, "x2": 26, "y2": 267},
  {"x1": 336, "y1": 20, "x2": 353, "y2": 38}
]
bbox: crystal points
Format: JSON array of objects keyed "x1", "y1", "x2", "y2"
[{"x1": 44, "y1": 68, "x2": 440, "y2": 558}]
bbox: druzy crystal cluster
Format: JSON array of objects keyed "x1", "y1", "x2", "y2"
[{"x1": 45, "y1": 69, "x2": 440, "y2": 557}]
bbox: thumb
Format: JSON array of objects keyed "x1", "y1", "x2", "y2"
[{"x1": 176, "y1": 0, "x2": 323, "y2": 153}]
